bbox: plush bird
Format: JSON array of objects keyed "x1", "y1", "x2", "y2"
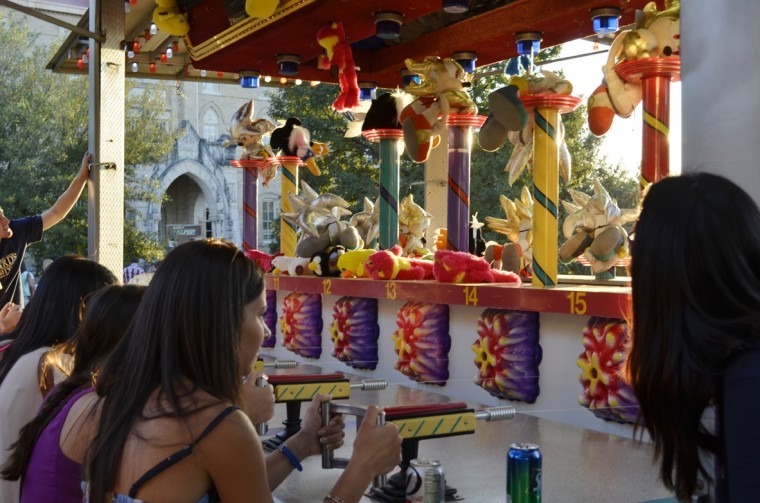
[{"x1": 316, "y1": 22, "x2": 360, "y2": 112}]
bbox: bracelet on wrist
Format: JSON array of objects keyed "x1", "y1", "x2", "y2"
[
  {"x1": 279, "y1": 444, "x2": 303, "y2": 471},
  {"x1": 325, "y1": 495, "x2": 346, "y2": 503}
]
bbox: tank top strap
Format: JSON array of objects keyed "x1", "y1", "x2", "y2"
[{"x1": 127, "y1": 405, "x2": 239, "y2": 498}]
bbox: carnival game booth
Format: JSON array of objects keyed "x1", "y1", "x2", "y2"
[
  {"x1": 43, "y1": 0, "x2": 679, "y2": 491},
  {"x1": 181, "y1": 0, "x2": 678, "y2": 440}
]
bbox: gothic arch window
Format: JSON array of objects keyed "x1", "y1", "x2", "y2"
[{"x1": 202, "y1": 108, "x2": 220, "y2": 141}]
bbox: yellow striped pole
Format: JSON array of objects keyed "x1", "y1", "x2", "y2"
[
  {"x1": 522, "y1": 95, "x2": 580, "y2": 288},
  {"x1": 531, "y1": 106, "x2": 560, "y2": 287},
  {"x1": 275, "y1": 156, "x2": 300, "y2": 256}
]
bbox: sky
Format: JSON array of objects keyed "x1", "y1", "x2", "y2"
[{"x1": 541, "y1": 39, "x2": 682, "y2": 177}]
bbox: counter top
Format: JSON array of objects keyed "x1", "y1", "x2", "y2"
[{"x1": 264, "y1": 374, "x2": 669, "y2": 503}]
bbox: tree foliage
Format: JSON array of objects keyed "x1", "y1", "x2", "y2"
[{"x1": 0, "y1": 11, "x2": 176, "y2": 266}]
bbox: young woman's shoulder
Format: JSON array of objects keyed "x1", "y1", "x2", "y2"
[{"x1": 60, "y1": 390, "x2": 101, "y2": 463}]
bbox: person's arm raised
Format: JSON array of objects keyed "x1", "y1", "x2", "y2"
[{"x1": 41, "y1": 152, "x2": 91, "y2": 231}]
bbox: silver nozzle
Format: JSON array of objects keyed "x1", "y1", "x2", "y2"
[
  {"x1": 350, "y1": 379, "x2": 388, "y2": 391},
  {"x1": 475, "y1": 406, "x2": 516, "y2": 422}
]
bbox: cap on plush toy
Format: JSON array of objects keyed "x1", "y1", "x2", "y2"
[{"x1": 478, "y1": 85, "x2": 527, "y2": 152}]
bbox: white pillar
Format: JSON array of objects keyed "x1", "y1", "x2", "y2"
[
  {"x1": 424, "y1": 135, "x2": 449, "y2": 246},
  {"x1": 681, "y1": 0, "x2": 760, "y2": 206},
  {"x1": 87, "y1": 0, "x2": 124, "y2": 277}
]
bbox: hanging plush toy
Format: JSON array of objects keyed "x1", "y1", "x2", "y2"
[
  {"x1": 485, "y1": 186, "x2": 534, "y2": 277},
  {"x1": 245, "y1": 0, "x2": 279, "y2": 19},
  {"x1": 399, "y1": 57, "x2": 477, "y2": 163},
  {"x1": 152, "y1": 0, "x2": 190, "y2": 36},
  {"x1": 270, "y1": 117, "x2": 323, "y2": 176},
  {"x1": 587, "y1": 0, "x2": 680, "y2": 136},
  {"x1": 316, "y1": 22, "x2": 360, "y2": 112},
  {"x1": 224, "y1": 99, "x2": 276, "y2": 161},
  {"x1": 559, "y1": 179, "x2": 638, "y2": 275}
]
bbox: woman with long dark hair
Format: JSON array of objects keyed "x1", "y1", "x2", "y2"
[
  {"x1": 627, "y1": 173, "x2": 760, "y2": 501},
  {"x1": 64, "y1": 239, "x2": 400, "y2": 503},
  {"x1": 0, "y1": 255, "x2": 117, "y2": 502},
  {"x1": 1, "y1": 284, "x2": 145, "y2": 502}
]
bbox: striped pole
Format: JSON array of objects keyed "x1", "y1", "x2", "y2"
[
  {"x1": 242, "y1": 163, "x2": 259, "y2": 251},
  {"x1": 273, "y1": 155, "x2": 300, "y2": 256},
  {"x1": 445, "y1": 115, "x2": 486, "y2": 252},
  {"x1": 363, "y1": 129, "x2": 404, "y2": 250},
  {"x1": 617, "y1": 58, "x2": 681, "y2": 192},
  {"x1": 522, "y1": 95, "x2": 581, "y2": 288}
]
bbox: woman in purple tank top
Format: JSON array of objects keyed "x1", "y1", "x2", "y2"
[{"x1": 0, "y1": 285, "x2": 145, "y2": 502}]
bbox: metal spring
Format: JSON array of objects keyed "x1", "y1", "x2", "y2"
[
  {"x1": 359, "y1": 379, "x2": 389, "y2": 391},
  {"x1": 477, "y1": 406, "x2": 517, "y2": 421},
  {"x1": 272, "y1": 359, "x2": 297, "y2": 369}
]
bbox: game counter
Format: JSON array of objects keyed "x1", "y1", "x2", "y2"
[{"x1": 263, "y1": 375, "x2": 671, "y2": 502}]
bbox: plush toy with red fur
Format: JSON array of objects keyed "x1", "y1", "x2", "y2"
[
  {"x1": 364, "y1": 246, "x2": 434, "y2": 281},
  {"x1": 316, "y1": 22, "x2": 360, "y2": 112},
  {"x1": 244, "y1": 249, "x2": 275, "y2": 272},
  {"x1": 433, "y1": 250, "x2": 521, "y2": 284}
]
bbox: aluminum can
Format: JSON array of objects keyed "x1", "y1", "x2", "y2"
[
  {"x1": 406, "y1": 458, "x2": 445, "y2": 503},
  {"x1": 507, "y1": 443, "x2": 542, "y2": 503}
]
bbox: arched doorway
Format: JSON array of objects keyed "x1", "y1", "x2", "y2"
[{"x1": 160, "y1": 174, "x2": 210, "y2": 245}]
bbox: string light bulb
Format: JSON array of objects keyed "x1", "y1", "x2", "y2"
[
  {"x1": 132, "y1": 62, "x2": 138, "y2": 72},
  {"x1": 166, "y1": 46, "x2": 173, "y2": 59},
  {"x1": 127, "y1": 49, "x2": 135, "y2": 58},
  {"x1": 294, "y1": 79, "x2": 302, "y2": 85},
  {"x1": 279, "y1": 77, "x2": 287, "y2": 84},
  {"x1": 150, "y1": 22, "x2": 157, "y2": 35},
  {"x1": 217, "y1": 71, "x2": 224, "y2": 78},
  {"x1": 160, "y1": 52, "x2": 167, "y2": 63},
  {"x1": 264, "y1": 75, "x2": 271, "y2": 83},
  {"x1": 200, "y1": 69, "x2": 207, "y2": 77},
  {"x1": 172, "y1": 41, "x2": 180, "y2": 53},
  {"x1": 77, "y1": 58, "x2": 83, "y2": 69},
  {"x1": 150, "y1": 62, "x2": 156, "y2": 73},
  {"x1": 133, "y1": 40, "x2": 139, "y2": 53},
  {"x1": 310, "y1": 80, "x2": 320, "y2": 87}
]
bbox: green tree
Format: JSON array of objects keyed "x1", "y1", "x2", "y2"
[{"x1": 0, "y1": 11, "x2": 176, "y2": 266}]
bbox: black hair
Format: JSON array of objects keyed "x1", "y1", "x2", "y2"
[
  {"x1": 627, "y1": 173, "x2": 760, "y2": 498},
  {"x1": 0, "y1": 255, "x2": 118, "y2": 386},
  {"x1": 86, "y1": 239, "x2": 264, "y2": 503}
]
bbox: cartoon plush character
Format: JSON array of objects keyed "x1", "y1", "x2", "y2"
[
  {"x1": 316, "y1": 22, "x2": 360, "y2": 112},
  {"x1": 399, "y1": 57, "x2": 477, "y2": 163},
  {"x1": 245, "y1": 0, "x2": 279, "y2": 19},
  {"x1": 309, "y1": 245, "x2": 345, "y2": 277},
  {"x1": 152, "y1": 0, "x2": 190, "y2": 36},
  {"x1": 244, "y1": 249, "x2": 274, "y2": 272},
  {"x1": 588, "y1": 0, "x2": 680, "y2": 136},
  {"x1": 485, "y1": 186, "x2": 534, "y2": 276},
  {"x1": 270, "y1": 117, "x2": 322, "y2": 176},
  {"x1": 433, "y1": 250, "x2": 521, "y2": 284},
  {"x1": 364, "y1": 246, "x2": 434, "y2": 281},
  {"x1": 559, "y1": 179, "x2": 638, "y2": 275},
  {"x1": 349, "y1": 197, "x2": 380, "y2": 247},
  {"x1": 272, "y1": 255, "x2": 312, "y2": 276},
  {"x1": 224, "y1": 99, "x2": 276, "y2": 161},
  {"x1": 398, "y1": 194, "x2": 431, "y2": 256},
  {"x1": 478, "y1": 71, "x2": 574, "y2": 185},
  {"x1": 336, "y1": 249, "x2": 375, "y2": 278},
  {"x1": 280, "y1": 181, "x2": 362, "y2": 259}
]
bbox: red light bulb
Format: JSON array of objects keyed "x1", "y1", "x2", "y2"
[
  {"x1": 160, "y1": 52, "x2": 167, "y2": 63},
  {"x1": 150, "y1": 63, "x2": 156, "y2": 73},
  {"x1": 77, "y1": 58, "x2": 83, "y2": 69}
]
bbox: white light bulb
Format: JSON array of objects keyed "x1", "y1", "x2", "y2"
[
  {"x1": 295, "y1": 79, "x2": 302, "y2": 85},
  {"x1": 200, "y1": 69, "x2": 207, "y2": 77},
  {"x1": 264, "y1": 75, "x2": 271, "y2": 82},
  {"x1": 128, "y1": 50, "x2": 135, "y2": 59},
  {"x1": 166, "y1": 47, "x2": 173, "y2": 59},
  {"x1": 150, "y1": 23, "x2": 157, "y2": 35},
  {"x1": 131, "y1": 62, "x2": 138, "y2": 72}
]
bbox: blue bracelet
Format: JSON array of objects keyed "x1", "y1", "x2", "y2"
[{"x1": 280, "y1": 444, "x2": 303, "y2": 471}]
